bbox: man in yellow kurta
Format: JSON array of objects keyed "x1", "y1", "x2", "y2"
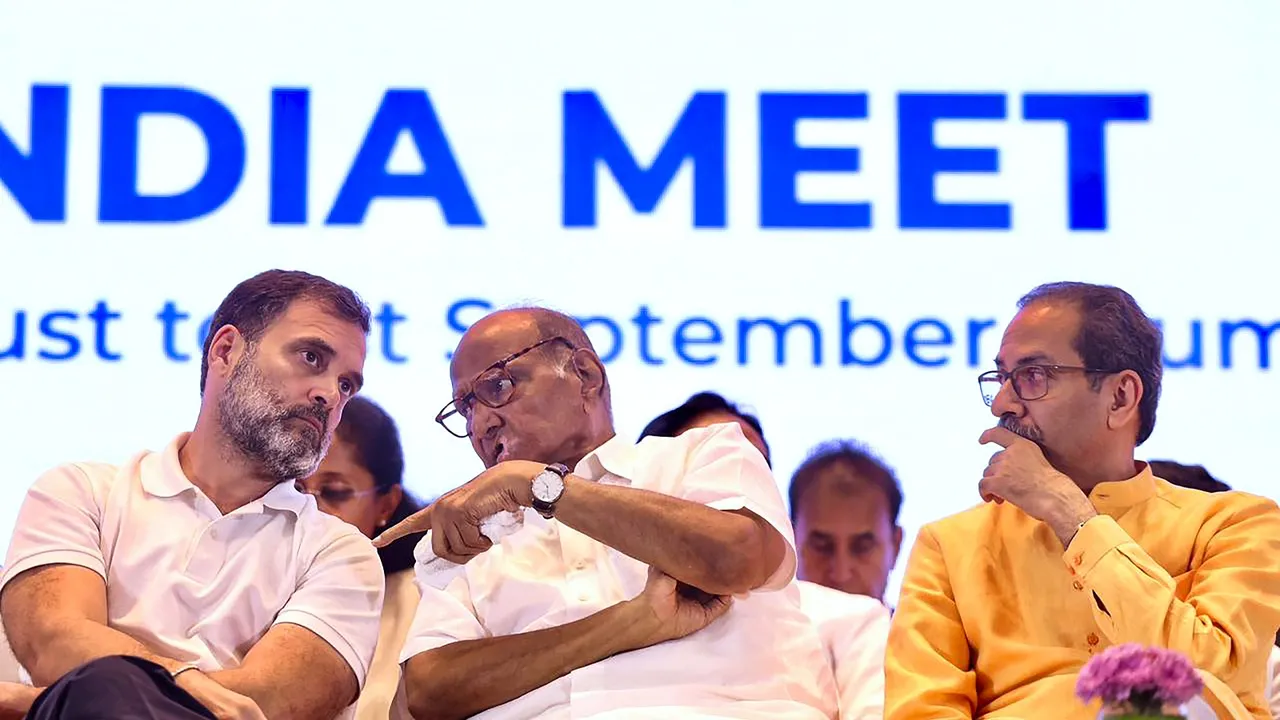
[{"x1": 885, "y1": 282, "x2": 1280, "y2": 719}]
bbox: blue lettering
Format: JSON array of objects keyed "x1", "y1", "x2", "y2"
[
  {"x1": 631, "y1": 306, "x2": 664, "y2": 365},
  {"x1": 0, "y1": 85, "x2": 68, "y2": 222},
  {"x1": 1160, "y1": 319, "x2": 1203, "y2": 369},
  {"x1": 1220, "y1": 319, "x2": 1278, "y2": 369},
  {"x1": 38, "y1": 311, "x2": 80, "y2": 361},
  {"x1": 737, "y1": 317, "x2": 822, "y2": 366},
  {"x1": 198, "y1": 314, "x2": 214, "y2": 352},
  {"x1": 577, "y1": 316, "x2": 622, "y2": 363},
  {"x1": 270, "y1": 89, "x2": 310, "y2": 224},
  {"x1": 898, "y1": 93, "x2": 1010, "y2": 230},
  {"x1": 327, "y1": 90, "x2": 482, "y2": 226},
  {"x1": 157, "y1": 301, "x2": 192, "y2": 362},
  {"x1": 673, "y1": 317, "x2": 722, "y2": 365},
  {"x1": 840, "y1": 299, "x2": 891, "y2": 366},
  {"x1": 0, "y1": 311, "x2": 25, "y2": 359},
  {"x1": 99, "y1": 86, "x2": 246, "y2": 222},
  {"x1": 87, "y1": 301, "x2": 123, "y2": 361},
  {"x1": 967, "y1": 318, "x2": 998, "y2": 367},
  {"x1": 444, "y1": 298, "x2": 493, "y2": 359},
  {"x1": 562, "y1": 91, "x2": 726, "y2": 228},
  {"x1": 375, "y1": 302, "x2": 408, "y2": 363},
  {"x1": 759, "y1": 92, "x2": 870, "y2": 229},
  {"x1": 1022, "y1": 93, "x2": 1150, "y2": 231},
  {"x1": 904, "y1": 318, "x2": 954, "y2": 366}
]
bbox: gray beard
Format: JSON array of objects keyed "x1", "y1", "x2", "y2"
[{"x1": 217, "y1": 350, "x2": 330, "y2": 482}]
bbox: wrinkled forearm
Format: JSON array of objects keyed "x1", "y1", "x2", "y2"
[
  {"x1": 554, "y1": 477, "x2": 769, "y2": 594},
  {"x1": 405, "y1": 602, "x2": 649, "y2": 720}
]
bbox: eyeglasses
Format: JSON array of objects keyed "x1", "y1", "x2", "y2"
[
  {"x1": 436, "y1": 336, "x2": 575, "y2": 438},
  {"x1": 295, "y1": 483, "x2": 383, "y2": 508},
  {"x1": 977, "y1": 364, "x2": 1121, "y2": 406}
]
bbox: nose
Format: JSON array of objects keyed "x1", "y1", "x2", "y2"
[
  {"x1": 468, "y1": 404, "x2": 504, "y2": 451},
  {"x1": 308, "y1": 377, "x2": 344, "y2": 415},
  {"x1": 990, "y1": 376, "x2": 1024, "y2": 419},
  {"x1": 831, "y1": 551, "x2": 856, "y2": 583}
]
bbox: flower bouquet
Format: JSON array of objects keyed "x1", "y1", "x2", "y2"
[{"x1": 1076, "y1": 643, "x2": 1204, "y2": 719}]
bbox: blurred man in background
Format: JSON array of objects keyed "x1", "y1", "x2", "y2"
[
  {"x1": 789, "y1": 441, "x2": 904, "y2": 605},
  {"x1": 641, "y1": 391, "x2": 891, "y2": 719}
]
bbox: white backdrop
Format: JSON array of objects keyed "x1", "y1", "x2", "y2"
[{"x1": 1, "y1": 1, "x2": 1277, "y2": 603}]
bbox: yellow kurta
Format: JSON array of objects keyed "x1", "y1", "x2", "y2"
[{"x1": 886, "y1": 465, "x2": 1280, "y2": 719}]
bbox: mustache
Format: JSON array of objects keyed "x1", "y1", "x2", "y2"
[
  {"x1": 998, "y1": 415, "x2": 1044, "y2": 443},
  {"x1": 283, "y1": 405, "x2": 329, "y2": 429}
]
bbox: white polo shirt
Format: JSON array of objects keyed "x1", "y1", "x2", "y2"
[
  {"x1": 400, "y1": 423, "x2": 838, "y2": 720},
  {"x1": 0, "y1": 433, "x2": 384, "y2": 698},
  {"x1": 796, "y1": 580, "x2": 891, "y2": 720}
]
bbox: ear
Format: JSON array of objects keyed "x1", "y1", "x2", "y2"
[
  {"x1": 206, "y1": 325, "x2": 246, "y2": 387},
  {"x1": 375, "y1": 485, "x2": 403, "y2": 528},
  {"x1": 570, "y1": 349, "x2": 607, "y2": 401},
  {"x1": 1105, "y1": 370, "x2": 1144, "y2": 434}
]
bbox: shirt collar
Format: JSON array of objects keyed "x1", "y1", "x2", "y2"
[
  {"x1": 1087, "y1": 461, "x2": 1159, "y2": 515},
  {"x1": 574, "y1": 433, "x2": 636, "y2": 485},
  {"x1": 140, "y1": 432, "x2": 308, "y2": 515}
]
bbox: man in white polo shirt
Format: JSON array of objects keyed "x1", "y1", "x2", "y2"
[
  {"x1": 373, "y1": 307, "x2": 837, "y2": 720},
  {"x1": 0, "y1": 269, "x2": 385, "y2": 720}
]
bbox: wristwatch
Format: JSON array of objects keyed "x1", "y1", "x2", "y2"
[{"x1": 530, "y1": 463, "x2": 569, "y2": 519}]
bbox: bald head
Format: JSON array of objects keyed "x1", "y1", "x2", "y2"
[
  {"x1": 447, "y1": 306, "x2": 614, "y2": 469},
  {"x1": 451, "y1": 307, "x2": 598, "y2": 379}
]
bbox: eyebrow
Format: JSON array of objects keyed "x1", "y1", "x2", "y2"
[
  {"x1": 289, "y1": 336, "x2": 364, "y2": 391},
  {"x1": 994, "y1": 352, "x2": 1051, "y2": 370}
]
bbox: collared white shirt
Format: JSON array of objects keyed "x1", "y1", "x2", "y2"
[
  {"x1": 797, "y1": 580, "x2": 891, "y2": 720},
  {"x1": 401, "y1": 422, "x2": 838, "y2": 719},
  {"x1": 0, "y1": 433, "x2": 384, "y2": 708}
]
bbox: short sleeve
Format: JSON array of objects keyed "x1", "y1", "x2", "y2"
[
  {"x1": 1, "y1": 463, "x2": 108, "y2": 597},
  {"x1": 672, "y1": 423, "x2": 797, "y2": 591},
  {"x1": 274, "y1": 528, "x2": 385, "y2": 690}
]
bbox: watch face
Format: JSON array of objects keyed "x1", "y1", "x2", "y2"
[{"x1": 532, "y1": 471, "x2": 563, "y2": 503}]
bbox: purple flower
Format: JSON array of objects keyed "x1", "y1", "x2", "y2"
[{"x1": 1076, "y1": 644, "x2": 1204, "y2": 713}]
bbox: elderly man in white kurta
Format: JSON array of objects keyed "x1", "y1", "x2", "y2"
[{"x1": 374, "y1": 307, "x2": 838, "y2": 720}]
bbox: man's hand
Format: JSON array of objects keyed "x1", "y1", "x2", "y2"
[
  {"x1": 175, "y1": 671, "x2": 266, "y2": 720},
  {"x1": 0, "y1": 682, "x2": 42, "y2": 720},
  {"x1": 373, "y1": 460, "x2": 543, "y2": 561},
  {"x1": 979, "y1": 427, "x2": 1097, "y2": 547},
  {"x1": 622, "y1": 566, "x2": 734, "y2": 648}
]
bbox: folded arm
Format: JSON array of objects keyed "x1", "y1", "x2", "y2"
[
  {"x1": 556, "y1": 481, "x2": 785, "y2": 595},
  {"x1": 1070, "y1": 500, "x2": 1280, "y2": 689},
  {"x1": 209, "y1": 624, "x2": 357, "y2": 720},
  {"x1": 404, "y1": 602, "x2": 645, "y2": 720},
  {"x1": 1, "y1": 565, "x2": 189, "y2": 685},
  {"x1": 555, "y1": 427, "x2": 791, "y2": 595}
]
